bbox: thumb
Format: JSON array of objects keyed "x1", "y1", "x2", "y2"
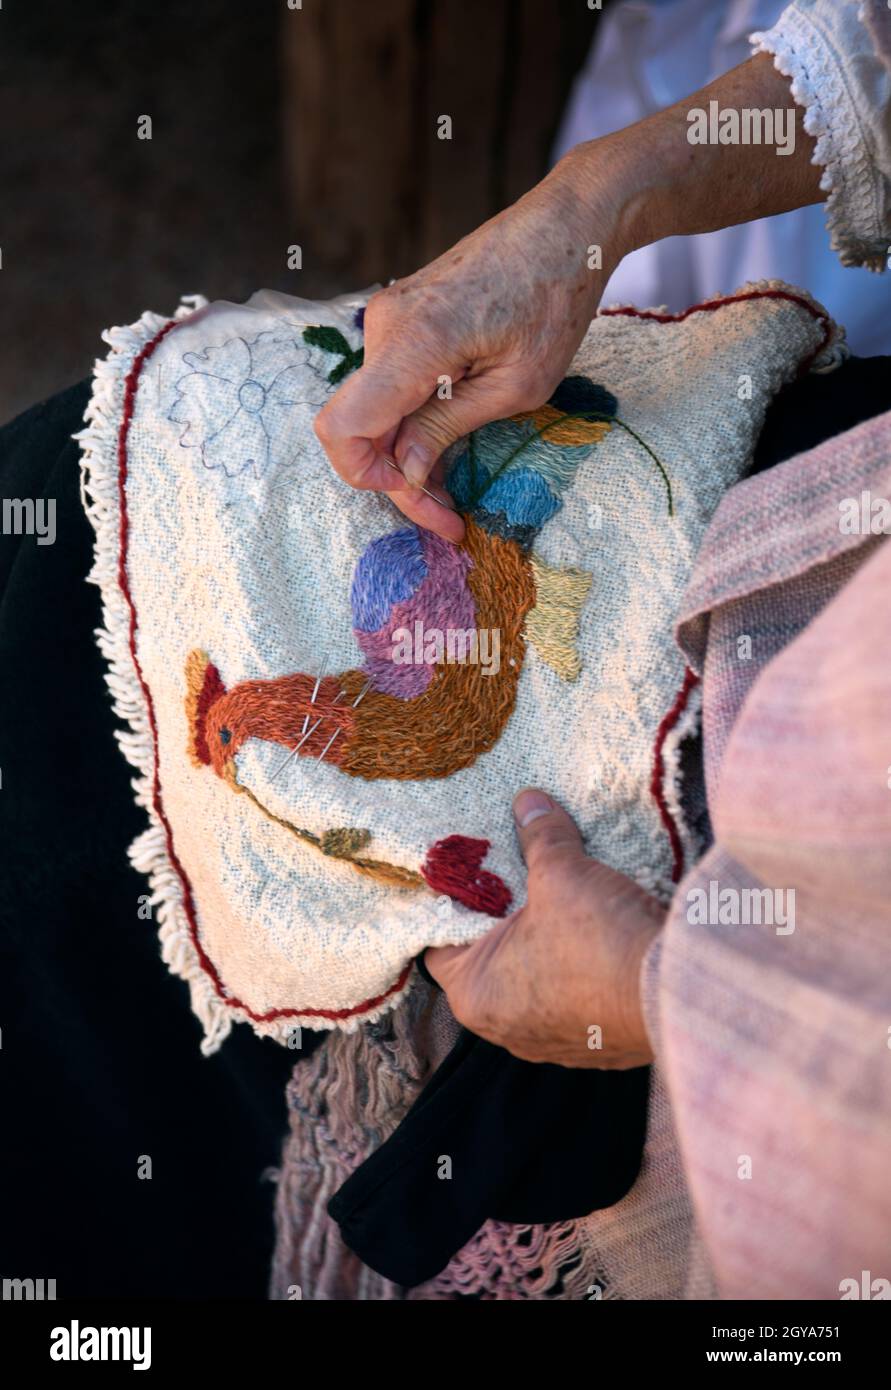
[
  {"x1": 394, "y1": 371, "x2": 530, "y2": 488},
  {"x1": 512, "y1": 788, "x2": 586, "y2": 878},
  {"x1": 314, "y1": 351, "x2": 467, "y2": 541}
]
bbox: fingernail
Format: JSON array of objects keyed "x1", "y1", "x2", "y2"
[
  {"x1": 513, "y1": 790, "x2": 552, "y2": 829},
  {"x1": 401, "y1": 443, "x2": 432, "y2": 488}
]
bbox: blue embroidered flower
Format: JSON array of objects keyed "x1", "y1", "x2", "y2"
[{"x1": 168, "y1": 332, "x2": 331, "y2": 478}]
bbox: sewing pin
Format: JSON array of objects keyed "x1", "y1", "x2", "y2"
[
  {"x1": 301, "y1": 657, "x2": 329, "y2": 738},
  {"x1": 316, "y1": 728, "x2": 342, "y2": 763},
  {"x1": 270, "y1": 716, "x2": 325, "y2": 780},
  {"x1": 271, "y1": 687, "x2": 346, "y2": 780},
  {"x1": 316, "y1": 678, "x2": 373, "y2": 763},
  {"x1": 351, "y1": 677, "x2": 373, "y2": 708}
]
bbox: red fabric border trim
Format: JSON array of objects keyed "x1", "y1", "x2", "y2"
[
  {"x1": 608, "y1": 288, "x2": 830, "y2": 883},
  {"x1": 650, "y1": 667, "x2": 701, "y2": 885},
  {"x1": 600, "y1": 286, "x2": 833, "y2": 375},
  {"x1": 116, "y1": 321, "x2": 412, "y2": 1025}
]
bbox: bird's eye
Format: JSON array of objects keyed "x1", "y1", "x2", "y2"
[{"x1": 220, "y1": 727, "x2": 232, "y2": 745}]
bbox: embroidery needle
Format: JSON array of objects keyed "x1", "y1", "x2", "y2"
[
  {"x1": 351, "y1": 678, "x2": 373, "y2": 708},
  {"x1": 380, "y1": 453, "x2": 457, "y2": 512},
  {"x1": 316, "y1": 728, "x2": 341, "y2": 763}
]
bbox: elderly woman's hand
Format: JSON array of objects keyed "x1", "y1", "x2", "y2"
[
  {"x1": 314, "y1": 54, "x2": 823, "y2": 541},
  {"x1": 313, "y1": 144, "x2": 633, "y2": 541},
  {"x1": 424, "y1": 790, "x2": 665, "y2": 1068}
]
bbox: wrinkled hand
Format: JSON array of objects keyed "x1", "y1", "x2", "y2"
[
  {"x1": 425, "y1": 790, "x2": 665, "y2": 1068},
  {"x1": 314, "y1": 147, "x2": 629, "y2": 540},
  {"x1": 314, "y1": 54, "x2": 824, "y2": 540}
]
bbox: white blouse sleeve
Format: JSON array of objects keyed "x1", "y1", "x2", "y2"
[{"x1": 750, "y1": 0, "x2": 891, "y2": 270}]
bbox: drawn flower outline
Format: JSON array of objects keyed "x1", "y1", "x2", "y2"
[{"x1": 168, "y1": 332, "x2": 332, "y2": 478}]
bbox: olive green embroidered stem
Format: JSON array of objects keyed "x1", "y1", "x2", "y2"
[
  {"x1": 467, "y1": 411, "x2": 674, "y2": 517},
  {"x1": 228, "y1": 768, "x2": 424, "y2": 889},
  {"x1": 609, "y1": 418, "x2": 674, "y2": 517}
]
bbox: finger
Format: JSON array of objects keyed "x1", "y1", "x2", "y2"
[
  {"x1": 423, "y1": 905, "x2": 520, "y2": 1002},
  {"x1": 315, "y1": 354, "x2": 468, "y2": 540},
  {"x1": 314, "y1": 352, "x2": 444, "y2": 492},
  {"x1": 380, "y1": 478, "x2": 466, "y2": 542},
  {"x1": 422, "y1": 942, "x2": 471, "y2": 991},
  {"x1": 393, "y1": 370, "x2": 530, "y2": 489},
  {"x1": 512, "y1": 787, "x2": 586, "y2": 878}
]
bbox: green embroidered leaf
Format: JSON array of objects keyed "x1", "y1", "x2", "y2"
[
  {"x1": 303, "y1": 326, "x2": 364, "y2": 384},
  {"x1": 327, "y1": 348, "x2": 364, "y2": 385},
  {"x1": 303, "y1": 325, "x2": 352, "y2": 357}
]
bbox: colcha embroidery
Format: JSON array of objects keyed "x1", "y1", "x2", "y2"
[{"x1": 185, "y1": 372, "x2": 671, "y2": 913}]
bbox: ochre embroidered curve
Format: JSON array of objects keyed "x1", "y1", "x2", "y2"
[
  {"x1": 509, "y1": 403, "x2": 612, "y2": 448},
  {"x1": 228, "y1": 767, "x2": 425, "y2": 890}
]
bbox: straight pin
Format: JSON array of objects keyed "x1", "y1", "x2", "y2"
[
  {"x1": 302, "y1": 658, "x2": 328, "y2": 738},
  {"x1": 270, "y1": 686, "x2": 348, "y2": 781},
  {"x1": 316, "y1": 728, "x2": 342, "y2": 763},
  {"x1": 316, "y1": 677, "x2": 373, "y2": 762},
  {"x1": 270, "y1": 716, "x2": 324, "y2": 780},
  {"x1": 351, "y1": 678, "x2": 373, "y2": 708}
]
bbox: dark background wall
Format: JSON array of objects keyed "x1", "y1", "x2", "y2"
[{"x1": 0, "y1": 0, "x2": 599, "y2": 424}]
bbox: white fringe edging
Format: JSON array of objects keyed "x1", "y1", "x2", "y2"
[
  {"x1": 751, "y1": 14, "x2": 891, "y2": 275},
  {"x1": 76, "y1": 295, "x2": 419, "y2": 1052},
  {"x1": 75, "y1": 296, "x2": 241, "y2": 1057}
]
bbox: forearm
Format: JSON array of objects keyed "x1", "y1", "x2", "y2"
[{"x1": 558, "y1": 52, "x2": 825, "y2": 261}]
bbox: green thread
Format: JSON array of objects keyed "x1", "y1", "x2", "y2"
[
  {"x1": 466, "y1": 410, "x2": 673, "y2": 517},
  {"x1": 609, "y1": 418, "x2": 674, "y2": 517}
]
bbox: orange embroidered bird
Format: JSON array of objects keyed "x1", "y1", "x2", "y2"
[
  {"x1": 186, "y1": 376, "x2": 671, "y2": 786},
  {"x1": 184, "y1": 375, "x2": 670, "y2": 913}
]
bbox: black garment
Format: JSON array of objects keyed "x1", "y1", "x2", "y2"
[
  {"x1": 329, "y1": 353, "x2": 891, "y2": 1289},
  {"x1": 751, "y1": 354, "x2": 891, "y2": 474},
  {"x1": 329, "y1": 1023, "x2": 649, "y2": 1287},
  {"x1": 0, "y1": 382, "x2": 317, "y2": 1298}
]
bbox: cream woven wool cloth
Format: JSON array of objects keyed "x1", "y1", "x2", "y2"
[{"x1": 78, "y1": 283, "x2": 842, "y2": 1053}]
